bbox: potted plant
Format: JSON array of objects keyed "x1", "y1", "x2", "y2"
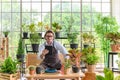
[
  {"x1": 22, "y1": 23, "x2": 29, "y2": 39},
  {"x1": 16, "y1": 37, "x2": 25, "y2": 62},
  {"x1": 28, "y1": 65, "x2": 35, "y2": 75},
  {"x1": 81, "y1": 46, "x2": 99, "y2": 72},
  {"x1": 81, "y1": 32, "x2": 95, "y2": 48},
  {"x1": 30, "y1": 32, "x2": 41, "y2": 52},
  {"x1": 105, "y1": 32, "x2": 120, "y2": 52},
  {"x1": 68, "y1": 48, "x2": 82, "y2": 73},
  {"x1": 63, "y1": 59, "x2": 71, "y2": 74},
  {"x1": 94, "y1": 15, "x2": 119, "y2": 67},
  {"x1": 0, "y1": 57, "x2": 18, "y2": 80},
  {"x1": 37, "y1": 21, "x2": 44, "y2": 37},
  {"x1": 29, "y1": 23, "x2": 36, "y2": 38},
  {"x1": 67, "y1": 32, "x2": 79, "y2": 49},
  {"x1": 52, "y1": 22, "x2": 62, "y2": 38},
  {"x1": 3, "y1": 30, "x2": 10, "y2": 37}
]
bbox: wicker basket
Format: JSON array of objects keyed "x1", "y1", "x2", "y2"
[{"x1": 0, "y1": 73, "x2": 19, "y2": 80}]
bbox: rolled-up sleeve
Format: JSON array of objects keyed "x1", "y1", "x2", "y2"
[
  {"x1": 37, "y1": 44, "x2": 45, "y2": 60},
  {"x1": 54, "y1": 41, "x2": 69, "y2": 59}
]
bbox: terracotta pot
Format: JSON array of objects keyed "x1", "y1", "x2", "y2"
[
  {"x1": 29, "y1": 70, "x2": 35, "y2": 75},
  {"x1": 87, "y1": 65, "x2": 96, "y2": 72},
  {"x1": 111, "y1": 44, "x2": 120, "y2": 52}
]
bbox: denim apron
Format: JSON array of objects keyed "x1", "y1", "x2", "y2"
[{"x1": 40, "y1": 42, "x2": 62, "y2": 70}]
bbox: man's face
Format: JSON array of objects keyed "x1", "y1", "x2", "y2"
[{"x1": 45, "y1": 33, "x2": 54, "y2": 44}]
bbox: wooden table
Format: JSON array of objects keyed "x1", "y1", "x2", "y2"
[{"x1": 25, "y1": 72, "x2": 81, "y2": 80}]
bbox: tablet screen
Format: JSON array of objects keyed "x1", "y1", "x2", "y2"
[{"x1": 45, "y1": 46, "x2": 52, "y2": 55}]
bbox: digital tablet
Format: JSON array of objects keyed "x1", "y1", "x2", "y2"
[{"x1": 45, "y1": 46, "x2": 52, "y2": 55}]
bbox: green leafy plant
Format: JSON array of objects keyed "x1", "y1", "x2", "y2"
[
  {"x1": 67, "y1": 32, "x2": 78, "y2": 44},
  {"x1": 68, "y1": 49, "x2": 82, "y2": 66},
  {"x1": 37, "y1": 21, "x2": 44, "y2": 31},
  {"x1": 96, "y1": 68, "x2": 114, "y2": 80},
  {"x1": 82, "y1": 32, "x2": 95, "y2": 44},
  {"x1": 17, "y1": 38, "x2": 24, "y2": 55},
  {"x1": 0, "y1": 57, "x2": 18, "y2": 74},
  {"x1": 81, "y1": 46, "x2": 99, "y2": 65},
  {"x1": 114, "y1": 75, "x2": 120, "y2": 80},
  {"x1": 64, "y1": 59, "x2": 71, "y2": 69},
  {"x1": 21, "y1": 23, "x2": 29, "y2": 32},
  {"x1": 94, "y1": 15, "x2": 119, "y2": 67},
  {"x1": 30, "y1": 33, "x2": 41, "y2": 44},
  {"x1": 29, "y1": 23, "x2": 36, "y2": 33},
  {"x1": 85, "y1": 54, "x2": 99, "y2": 65},
  {"x1": 29, "y1": 65, "x2": 35, "y2": 71},
  {"x1": 52, "y1": 22, "x2": 62, "y2": 32},
  {"x1": 3, "y1": 31, "x2": 10, "y2": 37},
  {"x1": 105, "y1": 32, "x2": 120, "y2": 44}
]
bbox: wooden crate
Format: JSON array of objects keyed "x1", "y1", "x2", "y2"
[{"x1": 0, "y1": 73, "x2": 19, "y2": 80}]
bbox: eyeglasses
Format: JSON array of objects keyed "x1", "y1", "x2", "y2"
[{"x1": 46, "y1": 35, "x2": 53, "y2": 38}]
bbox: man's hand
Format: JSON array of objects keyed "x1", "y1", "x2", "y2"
[
  {"x1": 42, "y1": 49, "x2": 49, "y2": 55},
  {"x1": 40, "y1": 49, "x2": 49, "y2": 59}
]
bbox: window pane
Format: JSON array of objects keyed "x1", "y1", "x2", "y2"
[
  {"x1": 42, "y1": 3, "x2": 50, "y2": 12},
  {"x1": 9, "y1": 32, "x2": 20, "y2": 47},
  {"x1": 32, "y1": 3, "x2": 41, "y2": 12},
  {"x1": 12, "y1": 13, "x2": 20, "y2": 31},
  {"x1": 72, "y1": 3, "x2": 81, "y2": 12},
  {"x1": 22, "y1": 3, "x2": 31, "y2": 12},
  {"x1": 73, "y1": 0, "x2": 80, "y2": 1},
  {"x1": 2, "y1": 13, "x2": 11, "y2": 31},
  {"x1": 32, "y1": 13, "x2": 40, "y2": 21},
  {"x1": 22, "y1": 0, "x2": 30, "y2": 1},
  {"x1": 82, "y1": 0, "x2": 91, "y2": 2},
  {"x1": 102, "y1": 0, "x2": 110, "y2": 2},
  {"x1": 82, "y1": 3, "x2": 91, "y2": 12},
  {"x1": 92, "y1": 3, "x2": 101, "y2": 12},
  {"x1": 0, "y1": 13, "x2": 1, "y2": 31},
  {"x1": 102, "y1": 13, "x2": 111, "y2": 16},
  {"x1": 52, "y1": 0, "x2": 61, "y2": 2},
  {"x1": 2, "y1": 3, "x2": 11, "y2": 12},
  {"x1": 12, "y1": 3, "x2": 20, "y2": 12},
  {"x1": 12, "y1": 0, "x2": 20, "y2": 1},
  {"x1": 52, "y1": 3, "x2": 61, "y2": 12},
  {"x1": 42, "y1": 0, "x2": 50, "y2": 1},
  {"x1": 43, "y1": 13, "x2": 50, "y2": 25},
  {"x1": 0, "y1": 3, "x2": 1, "y2": 11},
  {"x1": 72, "y1": 13, "x2": 81, "y2": 31},
  {"x1": 102, "y1": 3, "x2": 110, "y2": 12},
  {"x1": 61, "y1": 13, "x2": 71, "y2": 31},
  {"x1": 62, "y1": 2, "x2": 71, "y2": 12},
  {"x1": 22, "y1": 13, "x2": 31, "y2": 24},
  {"x1": 52, "y1": 13, "x2": 61, "y2": 22},
  {"x1": 33, "y1": 13, "x2": 42, "y2": 22},
  {"x1": 82, "y1": 13, "x2": 91, "y2": 31},
  {"x1": 92, "y1": 0, "x2": 101, "y2": 2},
  {"x1": 62, "y1": 0, "x2": 71, "y2": 2}
]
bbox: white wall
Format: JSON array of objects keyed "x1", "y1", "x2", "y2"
[{"x1": 112, "y1": 0, "x2": 120, "y2": 25}]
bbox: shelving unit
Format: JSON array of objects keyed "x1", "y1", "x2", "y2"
[
  {"x1": 22, "y1": 37, "x2": 68, "y2": 53},
  {"x1": 0, "y1": 37, "x2": 9, "y2": 59}
]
